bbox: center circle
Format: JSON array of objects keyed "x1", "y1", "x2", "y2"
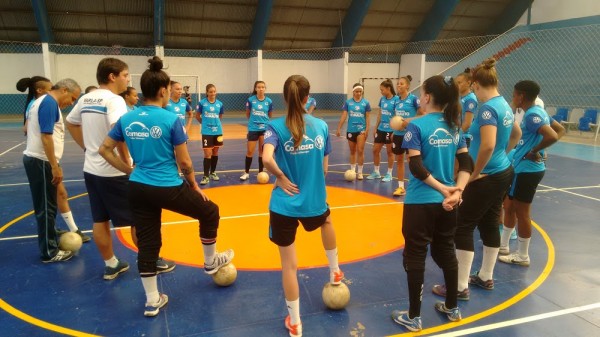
[{"x1": 116, "y1": 185, "x2": 404, "y2": 270}]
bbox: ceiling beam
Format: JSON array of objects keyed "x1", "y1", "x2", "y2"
[
  {"x1": 487, "y1": 0, "x2": 533, "y2": 34},
  {"x1": 30, "y1": 0, "x2": 53, "y2": 43},
  {"x1": 410, "y1": 0, "x2": 460, "y2": 42},
  {"x1": 332, "y1": 0, "x2": 372, "y2": 48},
  {"x1": 154, "y1": 0, "x2": 165, "y2": 46},
  {"x1": 248, "y1": 0, "x2": 273, "y2": 50}
]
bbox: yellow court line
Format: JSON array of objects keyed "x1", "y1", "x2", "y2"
[{"x1": 387, "y1": 220, "x2": 555, "y2": 337}]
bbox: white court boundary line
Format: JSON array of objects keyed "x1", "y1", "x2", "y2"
[
  {"x1": 430, "y1": 302, "x2": 600, "y2": 337},
  {"x1": 0, "y1": 200, "x2": 401, "y2": 241},
  {"x1": 536, "y1": 184, "x2": 600, "y2": 192},
  {"x1": 0, "y1": 141, "x2": 25, "y2": 157},
  {"x1": 538, "y1": 184, "x2": 600, "y2": 202}
]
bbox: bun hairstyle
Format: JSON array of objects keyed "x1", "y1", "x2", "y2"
[
  {"x1": 283, "y1": 75, "x2": 310, "y2": 148},
  {"x1": 381, "y1": 79, "x2": 396, "y2": 96},
  {"x1": 472, "y1": 57, "x2": 498, "y2": 87},
  {"x1": 140, "y1": 56, "x2": 170, "y2": 99},
  {"x1": 403, "y1": 75, "x2": 413, "y2": 82},
  {"x1": 459, "y1": 67, "x2": 472, "y2": 81},
  {"x1": 422, "y1": 75, "x2": 460, "y2": 130}
]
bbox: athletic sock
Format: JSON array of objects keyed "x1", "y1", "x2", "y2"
[
  {"x1": 210, "y1": 156, "x2": 219, "y2": 174},
  {"x1": 350, "y1": 164, "x2": 356, "y2": 172},
  {"x1": 105, "y1": 255, "x2": 119, "y2": 268},
  {"x1": 258, "y1": 157, "x2": 264, "y2": 172},
  {"x1": 203, "y1": 158, "x2": 211, "y2": 177},
  {"x1": 456, "y1": 249, "x2": 474, "y2": 291},
  {"x1": 374, "y1": 166, "x2": 380, "y2": 174},
  {"x1": 398, "y1": 181, "x2": 405, "y2": 188},
  {"x1": 500, "y1": 225, "x2": 513, "y2": 248},
  {"x1": 61, "y1": 211, "x2": 79, "y2": 232},
  {"x1": 518, "y1": 237, "x2": 531, "y2": 259},
  {"x1": 478, "y1": 245, "x2": 499, "y2": 281},
  {"x1": 245, "y1": 156, "x2": 252, "y2": 173},
  {"x1": 141, "y1": 276, "x2": 159, "y2": 304},
  {"x1": 202, "y1": 240, "x2": 216, "y2": 265},
  {"x1": 325, "y1": 248, "x2": 339, "y2": 272},
  {"x1": 286, "y1": 298, "x2": 301, "y2": 325},
  {"x1": 358, "y1": 165, "x2": 363, "y2": 174}
]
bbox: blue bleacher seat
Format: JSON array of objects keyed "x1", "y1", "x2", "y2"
[
  {"x1": 552, "y1": 107, "x2": 569, "y2": 123},
  {"x1": 578, "y1": 117, "x2": 592, "y2": 132},
  {"x1": 583, "y1": 108, "x2": 598, "y2": 124}
]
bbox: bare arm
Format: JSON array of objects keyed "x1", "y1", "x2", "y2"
[
  {"x1": 262, "y1": 143, "x2": 299, "y2": 196},
  {"x1": 461, "y1": 111, "x2": 474, "y2": 133},
  {"x1": 374, "y1": 112, "x2": 381, "y2": 134},
  {"x1": 98, "y1": 136, "x2": 132, "y2": 175},
  {"x1": 66, "y1": 121, "x2": 85, "y2": 150},
  {"x1": 306, "y1": 105, "x2": 315, "y2": 114},
  {"x1": 246, "y1": 108, "x2": 251, "y2": 119},
  {"x1": 185, "y1": 111, "x2": 193, "y2": 132},
  {"x1": 506, "y1": 122, "x2": 522, "y2": 153},
  {"x1": 195, "y1": 111, "x2": 202, "y2": 124},
  {"x1": 550, "y1": 119, "x2": 566, "y2": 140},
  {"x1": 41, "y1": 133, "x2": 63, "y2": 185},
  {"x1": 336, "y1": 111, "x2": 348, "y2": 137},
  {"x1": 323, "y1": 155, "x2": 329, "y2": 176},
  {"x1": 524, "y1": 124, "x2": 559, "y2": 162},
  {"x1": 471, "y1": 125, "x2": 496, "y2": 181},
  {"x1": 365, "y1": 111, "x2": 370, "y2": 138}
]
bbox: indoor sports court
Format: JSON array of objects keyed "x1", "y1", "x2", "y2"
[{"x1": 1, "y1": 1, "x2": 599, "y2": 336}]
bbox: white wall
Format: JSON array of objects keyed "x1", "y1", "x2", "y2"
[
  {"x1": 400, "y1": 54, "x2": 426, "y2": 89},
  {"x1": 1, "y1": 54, "x2": 45, "y2": 93},
  {"x1": 328, "y1": 55, "x2": 347, "y2": 94},
  {"x1": 517, "y1": 0, "x2": 600, "y2": 25},
  {"x1": 348, "y1": 63, "x2": 399, "y2": 106},
  {"x1": 162, "y1": 56, "x2": 251, "y2": 93},
  {"x1": 263, "y1": 59, "x2": 330, "y2": 94},
  {"x1": 424, "y1": 62, "x2": 454, "y2": 79}
]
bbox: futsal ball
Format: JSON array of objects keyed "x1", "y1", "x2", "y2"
[
  {"x1": 212, "y1": 262, "x2": 237, "y2": 287},
  {"x1": 390, "y1": 116, "x2": 405, "y2": 131},
  {"x1": 344, "y1": 169, "x2": 356, "y2": 181},
  {"x1": 322, "y1": 282, "x2": 350, "y2": 310},
  {"x1": 59, "y1": 232, "x2": 82, "y2": 252},
  {"x1": 257, "y1": 171, "x2": 269, "y2": 184}
]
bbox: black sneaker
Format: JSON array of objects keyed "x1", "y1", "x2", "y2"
[
  {"x1": 156, "y1": 257, "x2": 176, "y2": 274},
  {"x1": 42, "y1": 250, "x2": 74, "y2": 263},
  {"x1": 76, "y1": 230, "x2": 91, "y2": 243},
  {"x1": 104, "y1": 260, "x2": 130, "y2": 280},
  {"x1": 469, "y1": 271, "x2": 494, "y2": 290}
]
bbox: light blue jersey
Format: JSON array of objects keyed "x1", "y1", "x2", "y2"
[
  {"x1": 378, "y1": 95, "x2": 399, "y2": 132},
  {"x1": 393, "y1": 93, "x2": 420, "y2": 136},
  {"x1": 109, "y1": 105, "x2": 187, "y2": 187},
  {"x1": 402, "y1": 113, "x2": 466, "y2": 204},
  {"x1": 342, "y1": 98, "x2": 371, "y2": 133},
  {"x1": 246, "y1": 95, "x2": 273, "y2": 131},
  {"x1": 197, "y1": 98, "x2": 224, "y2": 135},
  {"x1": 126, "y1": 105, "x2": 136, "y2": 112},
  {"x1": 469, "y1": 96, "x2": 514, "y2": 174},
  {"x1": 460, "y1": 92, "x2": 478, "y2": 139},
  {"x1": 264, "y1": 114, "x2": 332, "y2": 217},
  {"x1": 512, "y1": 105, "x2": 550, "y2": 173},
  {"x1": 305, "y1": 97, "x2": 316, "y2": 112},
  {"x1": 165, "y1": 98, "x2": 192, "y2": 122}
]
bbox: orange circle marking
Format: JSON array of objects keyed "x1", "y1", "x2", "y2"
[{"x1": 117, "y1": 185, "x2": 404, "y2": 270}]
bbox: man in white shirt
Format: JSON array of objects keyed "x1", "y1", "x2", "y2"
[
  {"x1": 66, "y1": 58, "x2": 175, "y2": 280},
  {"x1": 23, "y1": 78, "x2": 81, "y2": 263}
]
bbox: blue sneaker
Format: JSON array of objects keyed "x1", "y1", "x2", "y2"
[
  {"x1": 381, "y1": 173, "x2": 393, "y2": 182},
  {"x1": 366, "y1": 171, "x2": 381, "y2": 180},
  {"x1": 104, "y1": 260, "x2": 129, "y2": 280},
  {"x1": 391, "y1": 310, "x2": 422, "y2": 332},
  {"x1": 144, "y1": 293, "x2": 168, "y2": 317},
  {"x1": 434, "y1": 302, "x2": 461, "y2": 322},
  {"x1": 510, "y1": 229, "x2": 518, "y2": 240}
]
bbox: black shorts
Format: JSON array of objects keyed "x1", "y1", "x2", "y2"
[
  {"x1": 508, "y1": 171, "x2": 545, "y2": 203},
  {"x1": 83, "y1": 172, "x2": 133, "y2": 227},
  {"x1": 269, "y1": 208, "x2": 331, "y2": 247},
  {"x1": 346, "y1": 131, "x2": 364, "y2": 143},
  {"x1": 247, "y1": 131, "x2": 265, "y2": 141},
  {"x1": 392, "y1": 133, "x2": 407, "y2": 155},
  {"x1": 374, "y1": 130, "x2": 392, "y2": 144},
  {"x1": 202, "y1": 134, "x2": 223, "y2": 149}
]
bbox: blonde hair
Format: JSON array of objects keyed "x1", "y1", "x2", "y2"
[
  {"x1": 283, "y1": 75, "x2": 310, "y2": 148},
  {"x1": 472, "y1": 58, "x2": 498, "y2": 88}
]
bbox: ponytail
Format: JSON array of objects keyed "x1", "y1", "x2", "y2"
[
  {"x1": 422, "y1": 75, "x2": 460, "y2": 130},
  {"x1": 381, "y1": 79, "x2": 396, "y2": 96},
  {"x1": 283, "y1": 75, "x2": 310, "y2": 148},
  {"x1": 16, "y1": 76, "x2": 51, "y2": 120}
]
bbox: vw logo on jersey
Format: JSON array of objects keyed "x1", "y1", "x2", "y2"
[
  {"x1": 150, "y1": 126, "x2": 162, "y2": 139},
  {"x1": 482, "y1": 111, "x2": 492, "y2": 120},
  {"x1": 314, "y1": 135, "x2": 324, "y2": 149},
  {"x1": 404, "y1": 131, "x2": 412, "y2": 142},
  {"x1": 533, "y1": 116, "x2": 541, "y2": 124},
  {"x1": 264, "y1": 130, "x2": 273, "y2": 139}
]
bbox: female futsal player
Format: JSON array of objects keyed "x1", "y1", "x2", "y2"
[
  {"x1": 367, "y1": 79, "x2": 398, "y2": 182},
  {"x1": 196, "y1": 84, "x2": 224, "y2": 185}
]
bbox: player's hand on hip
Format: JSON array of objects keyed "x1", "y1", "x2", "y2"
[{"x1": 274, "y1": 176, "x2": 299, "y2": 196}]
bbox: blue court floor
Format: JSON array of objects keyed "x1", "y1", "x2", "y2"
[{"x1": 0, "y1": 116, "x2": 599, "y2": 337}]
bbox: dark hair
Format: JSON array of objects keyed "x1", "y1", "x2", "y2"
[
  {"x1": 140, "y1": 57, "x2": 170, "y2": 99},
  {"x1": 400, "y1": 75, "x2": 412, "y2": 84},
  {"x1": 252, "y1": 80, "x2": 266, "y2": 96},
  {"x1": 514, "y1": 80, "x2": 540, "y2": 102},
  {"x1": 206, "y1": 84, "x2": 216, "y2": 94},
  {"x1": 422, "y1": 75, "x2": 460, "y2": 130},
  {"x1": 170, "y1": 81, "x2": 180, "y2": 87},
  {"x1": 283, "y1": 75, "x2": 310, "y2": 148},
  {"x1": 458, "y1": 67, "x2": 472, "y2": 82},
  {"x1": 96, "y1": 57, "x2": 128, "y2": 85},
  {"x1": 85, "y1": 85, "x2": 98, "y2": 94},
  {"x1": 472, "y1": 58, "x2": 498, "y2": 88},
  {"x1": 119, "y1": 86, "x2": 136, "y2": 99},
  {"x1": 16, "y1": 76, "x2": 51, "y2": 116},
  {"x1": 380, "y1": 79, "x2": 396, "y2": 96}
]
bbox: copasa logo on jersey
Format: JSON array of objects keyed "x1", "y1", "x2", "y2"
[
  {"x1": 125, "y1": 122, "x2": 150, "y2": 139},
  {"x1": 428, "y1": 128, "x2": 459, "y2": 147},
  {"x1": 503, "y1": 110, "x2": 514, "y2": 127},
  {"x1": 349, "y1": 102, "x2": 365, "y2": 118},
  {"x1": 283, "y1": 134, "x2": 324, "y2": 154}
]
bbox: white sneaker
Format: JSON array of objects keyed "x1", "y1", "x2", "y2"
[
  {"x1": 498, "y1": 253, "x2": 530, "y2": 266},
  {"x1": 357, "y1": 173, "x2": 363, "y2": 180},
  {"x1": 498, "y1": 246, "x2": 509, "y2": 255},
  {"x1": 240, "y1": 173, "x2": 250, "y2": 181}
]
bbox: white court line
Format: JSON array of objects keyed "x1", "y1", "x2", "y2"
[
  {"x1": 0, "y1": 201, "x2": 401, "y2": 241},
  {"x1": 430, "y1": 302, "x2": 600, "y2": 337},
  {"x1": 536, "y1": 185, "x2": 600, "y2": 192},
  {"x1": 0, "y1": 141, "x2": 25, "y2": 157},
  {"x1": 330, "y1": 132, "x2": 375, "y2": 146},
  {"x1": 538, "y1": 184, "x2": 600, "y2": 202}
]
